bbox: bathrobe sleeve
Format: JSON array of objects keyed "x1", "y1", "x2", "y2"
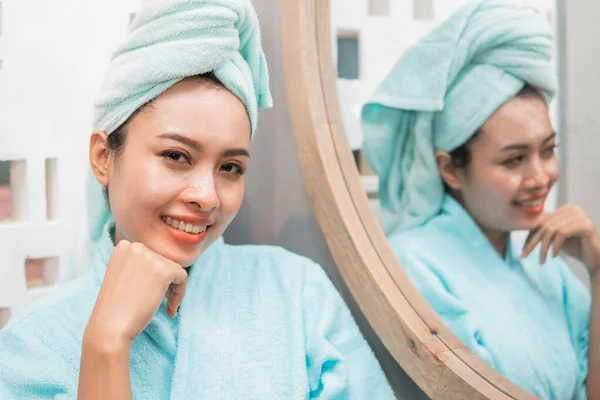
[
  {"x1": 301, "y1": 261, "x2": 395, "y2": 399},
  {"x1": 0, "y1": 314, "x2": 79, "y2": 399},
  {"x1": 395, "y1": 249, "x2": 496, "y2": 368},
  {"x1": 556, "y1": 259, "x2": 591, "y2": 400}
]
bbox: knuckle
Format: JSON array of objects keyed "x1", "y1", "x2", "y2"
[
  {"x1": 130, "y1": 242, "x2": 146, "y2": 253},
  {"x1": 586, "y1": 220, "x2": 595, "y2": 231},
  {"x1": 555, "y1": 231, "x2": 564, "y2": 240},
  {"x1": 116, "y1": 240, "x2": 130, "y2": 251},
  {"x1": 153, "y1": 260, "x2": 172, "y2": 280},
  {"x1": 178, "y1": 268, "x2": 189, "y2": 283}
]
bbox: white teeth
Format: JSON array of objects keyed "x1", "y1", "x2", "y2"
[
  {"x1": 162, "y1": 216, "x2": 209, "y2": 235},
  {"x1": 518, "y1": 199, "x2": 543, "y2": 207}
]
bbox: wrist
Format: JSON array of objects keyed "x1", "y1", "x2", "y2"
[{"x1": 83, "y1": 322, "x2": 132, "y2": 357}]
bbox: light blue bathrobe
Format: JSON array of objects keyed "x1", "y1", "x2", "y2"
[
  {"x1": 389, "y1": 195, "x2": 590, "y2": 400},
  {"x1": 0, "y1": 224, "x2": 394, "y2": 399}
]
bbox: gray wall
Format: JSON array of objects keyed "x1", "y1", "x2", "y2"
[
  {"x1": 559, "y1": 0, "x2": 600, "y2": 210},
  {"x1": 223, "y1": 0, "x2": 426, "y2": 398},
  {"x1": 558, "y1": 0, "x2": 599, "y2": 286}
]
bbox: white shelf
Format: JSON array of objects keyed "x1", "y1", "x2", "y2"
[{"x1": 360, "y1": 175, "x2": 379, "y2": 194}]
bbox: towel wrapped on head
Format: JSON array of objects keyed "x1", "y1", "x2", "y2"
[
  {"x1": 361, "y1": 0, "x2": 557, "y2": 235},
  {"x1": 87, "y1": 0, "x2": 272, "y2": 245}
]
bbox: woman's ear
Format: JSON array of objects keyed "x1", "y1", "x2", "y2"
[
  {"x1": 89, "y1": 130, "x2": 112, "y2": 186},
  {"x1": 435, "y1": 150, "x2": 462, "y2": 191}
]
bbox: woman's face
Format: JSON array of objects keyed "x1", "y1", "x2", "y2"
[
  {"x1": 94, "y1": 78, "x2": 251, "y2": 266},
  {"x1": 453, "y1": 93, "x2": 559, "y2": 233}
]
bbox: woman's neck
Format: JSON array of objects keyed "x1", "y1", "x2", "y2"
[
  {"x1": 479, "y1": 226, "x2": 509, "y2": 258},
  {"x1": 451, "y1": 192, "x2": 509, "y2": 257}
]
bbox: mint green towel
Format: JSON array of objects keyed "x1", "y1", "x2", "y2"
[{"x1": 361, "y1": 0, "x2": 556, "y2": 235}]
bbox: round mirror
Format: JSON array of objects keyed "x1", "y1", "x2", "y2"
[{"x1": 282, "y1": 0, "x2": 593, "y2": 399}]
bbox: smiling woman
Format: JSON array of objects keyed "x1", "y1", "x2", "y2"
[
  {"x1": 360, "y1": 1, "x2": 596, "y2": 399},
  {"x1": 435, "y1": 86, "x2": 560, "y2": 255},
  {"x1": 90, "y1": 75, "x2": 251, "y2": 266},
  {"x1": 0, "y1": 1, "x2": 395, "y2": 399}
]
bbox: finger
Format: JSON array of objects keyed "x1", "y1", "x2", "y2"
[
  {"x1": 166, "y1": 284, "x2": 176, "y2": 318},
  {"x1": 165, "y1": 285, "x2": 173, "y2": 305},
  {"x1": 551, "y1": 231, "x2": 566, "y2": 258},
  {"x1": 167, "y1": 269, "x2": 188, "y2": 317},
  {"x1": 549, "y1": 208, "x2": 587, "y2": 232},
  {"x1": 539, "y1": 230, "x2": 556, "y2": 265},
  {"x1": 167, "y1": 281, "x2": 187, "y2": 318},
  {"x1": 522, "y1": 228, "x2": 543, "y2": 258}
]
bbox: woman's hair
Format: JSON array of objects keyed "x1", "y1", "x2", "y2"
[
  {"x1": 448, "y1": 84, "x2": 544, "y2": 168},
  {"x1": 106, "y1": 72, "x2": 224, "y2": 161}
]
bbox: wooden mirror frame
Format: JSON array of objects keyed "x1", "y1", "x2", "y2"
[{"x1": 281, "y1": 1, "x2": 539, "y2": 399}]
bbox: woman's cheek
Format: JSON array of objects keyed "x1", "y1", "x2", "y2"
[
  {"x1": 547, "y1": 158, "x2": 560, "y2": 185},
  {"x1": 218, "y1": 181, "x2": 245, "y2": 225}
]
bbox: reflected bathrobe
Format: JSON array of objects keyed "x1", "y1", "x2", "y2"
[
  {"x1": 0, "y1": 225, "x2": 394, "y2": 399},
  {"x1": 389, "y1": 195, "x2": 590, "y2": 400}
]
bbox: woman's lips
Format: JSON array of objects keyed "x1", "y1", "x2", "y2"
[
  {"x1": 514, "y1": 196, "x2": 546, "y2": 215},
  {"x1": 161, "y1": 216, "x2": 210, "y2": 245}
]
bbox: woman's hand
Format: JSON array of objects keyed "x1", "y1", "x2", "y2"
[
  {"x1": 84, "y1": 240, "x2": 188, "y2": 348},
  {"x1": 522, "y1": 204, "x2": 600, "y2": 277}
]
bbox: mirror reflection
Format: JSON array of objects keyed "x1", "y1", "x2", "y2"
[{"x1": 333, "y1": 0, "x2": 595, "y2": 398}]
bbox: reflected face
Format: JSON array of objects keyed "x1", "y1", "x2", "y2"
[
  {"x1": 455, "y1": 94, "x2": 559, "y2": 232},
  {"x1": 105, "y1": 78, "x2": 251, "y2": 266}
]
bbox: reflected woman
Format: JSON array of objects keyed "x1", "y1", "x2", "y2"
[{"x1": 362, "y1": 1, "x2": 598, "y2": 399}]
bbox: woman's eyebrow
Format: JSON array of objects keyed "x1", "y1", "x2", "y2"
[
  {"x1": 222, "y1": 149, "x2": 250, "y2": 158},
  {"x1": 158, "y1": 133, "x2": 203, "y2": 152},
  {"x1": 542, "y1": 131, "x2": 557, "y2": 144},
  {"x1": 500, "y1": 132, "x2": 556, "y2": 152}
]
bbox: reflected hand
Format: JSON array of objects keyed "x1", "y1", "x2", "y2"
[
  {"x1": 522, "y1": 204, "x2": 600, "y2": 277},
  {"x1": 85, "y1": 240, "x2": 188, "y2": 348}
]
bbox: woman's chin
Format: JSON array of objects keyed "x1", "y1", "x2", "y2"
[
  {"x1": 134, "y1": 227, "x2": 216, "y2": 266},
  {"x1": 144, "y1": 240, "x2": 204, "y2": 267},
  {"x1": 163, "y1": 247, "x2": 203, "y2": 267},
  {"x1": 513, "y1": 216, "x2": 544, "y2": 232}
]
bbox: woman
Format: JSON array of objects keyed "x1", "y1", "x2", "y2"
[
  {"x1": 361, "y1": 1, "x2": 598, "y2": 399},
  {"x1": 0, "y1": 1, "x2": 394, "y2": 399}
]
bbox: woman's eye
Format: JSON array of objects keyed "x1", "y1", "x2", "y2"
[
  {"x1": 542, "y1": 144, "x2": 557, "y2": 158},
  {"x1": 161, "y1": 150, "x2": 190, "y2": 164},
  {"x1": 220, "y1": 162, "x2": 245, "y2": 175},
  {"x1": 504, "y1": 155, "x2": 524, "y2": 168}
]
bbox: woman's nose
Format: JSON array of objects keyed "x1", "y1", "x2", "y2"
[
  {"x1": 179, "y1": 178, "x2": 220, "y2": 211},
  {"x1": 523, "y1": 159, "x2": 550, "y2": 192}
]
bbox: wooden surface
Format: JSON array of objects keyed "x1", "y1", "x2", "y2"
[{"x1": 280, "y1": 0, "x2": 539, "y2": 399}]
